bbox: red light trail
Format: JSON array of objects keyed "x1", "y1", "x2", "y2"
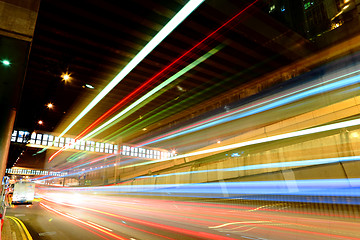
[{"x1": 49, "y1": 0, "x2": 260, "y2": 162}]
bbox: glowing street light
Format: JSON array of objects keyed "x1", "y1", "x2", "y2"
[
  {"x1": 47, "y1": 103, "x2": 54, "y2": 109},
  {"x1": 38, "y1": 120, "x2": 43, "y2": 125},
  {"x1": 57, "y1": 0, "x2": 205, "y2": 139},
  {"x1": 61, "y1": 72, "x2": 71, "y2": 82},
  {"x1": 1, "y1": 59, "x2": 10, "y2": 66}
]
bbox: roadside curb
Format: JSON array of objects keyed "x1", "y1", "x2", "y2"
[{"x1": 1, "y1": 216, "x2": 33, "y2": 240}]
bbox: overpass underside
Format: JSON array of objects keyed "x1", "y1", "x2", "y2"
[
  {"x1": 36, "y1": 32, "x2": 360, "y2": 208},
  {"x1": 69, "y1": 51, "x2": 360, "y2": 192}
]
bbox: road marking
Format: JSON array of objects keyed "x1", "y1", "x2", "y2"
[
  {"x1": 86, "y1": 221, "x2": 113, "y2": 231},
  {"x1": 40, "y1": 203, "x2": 126, "y2": 240},
  {"x1": 6, "y1": 216, "x2": 33, "y2": 240},
  {"x1": 6, "y1": 216, "x2": 26, "y2": 239},
  {"x1": 14, "y1": 214, "x2": 25, "y2": 217},
  {"x1": 39, "y1": 231, "x2": 57, "y2": 236},
  {"x1": 209, "y1": 221, "x2": 271, "y2": 229}
]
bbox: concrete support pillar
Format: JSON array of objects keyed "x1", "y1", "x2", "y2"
[
  {"x1": 0, "y1": 36, "x2": 30, "y2": 177},
  {"x1": 0, "y1": 0, "x2": 40, "y2": 183},
  {"x1": 0, "y1": 109, "x2": 16, "y2": 178}
]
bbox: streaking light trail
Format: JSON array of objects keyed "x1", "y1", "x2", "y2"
[
  {"x1": 40, "y1": 203, "x2": 127, "y2": 240},
  {"x1": 36, "y1": 192, "x2": 360, "y2": 239},
  {"x1": 41, "y1": 155, "x2": 360, "y2": 186},
  {"x1": 81, "y1": 45, "x2": 224, "y2": 140},
  {"x1": 139, "y1": 68, "x2": 360, "y2": 146},
  {"x1": 73, "y1": 0, "x2": 260, "y2": 141},
  {"x1": 49, "y1": 0, "x2": 260, "y2": 162},
  {"x1": 40, "y1": 199, "x2": 239, "y2": 240},
  {"x1": 121, "y1": 118, "x2": 360, "y2": 169},
  {"x1": 43, "y1": 117, "x2": 360, "y2": 181},
  {"x1": 39, "y1": 178, "x2": 360, "y2": 205},
  {"x1": 113, "y1": 179, "x2": 360, "y2": 200},
  {"x1": 57, "y1": 0, "x2": 204, "y2": 139},
  {"x1": 133, "y1": 156, "x2": 360, "y2": 178},
  {"x1": 48, "y1": 45, "x2": 222, "y2": 162},
  {"x1": 104, "y1": 70, "x2": 252, "y2": 142}
]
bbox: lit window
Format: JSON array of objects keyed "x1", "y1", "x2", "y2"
[
  {"x1": 108, "y1": 144, "x2": 113, "y2": 154},
  {"x1": 154, "y1": 151, "x2": 160, "y2": 159},
  {"x1": 22, "y1": 131, "x2": 30, "y2": 143},
  {"x1": 68, "y1": 138, "x2": 75, "y2": 149},
  {"x1": 30, "y1": 132, "x2": 36, "y2": 144},
  {"x1": 53, "y1": 137, "x2": 59, "y2": 147},
  {"x1": 59, "y1": 137, "x2": 65, "y2": 147},
  {"x1": 11, "y1": 130, "x2": 17, "y2": 142},
  {"x1": 90, "y1": 141, "x2": 95, "y2": 151},
  {"x1": 114, "y1": 145, "x2": 118, "y2": 154},
  {"x1": 47, "y1": 135, "x2": 54, "y2": 146},
  {"x1": 65, "y1": 137, "x2": 71, "y2": 147},
  {"x1": 139, "y1": 148, "x2": 146, "y2": 157},
  {"x1": 17, "y1": 131, "x2": 25, "y2": 143},
  {"x1": 95, "y1": 142, "x2": 100, "y2": 152},
  {"x1": 74, "y1": 140, "x2": 80, "y2": 150},
  {"x1": 80, "y1": 141, "x2": 85, "y2": 150},
  {"x1": 42, "y1": 134, "x2": 49, "y2": 146},
  {"x1": 36, "y1": 134, "x2": 43, "y2": 145}
]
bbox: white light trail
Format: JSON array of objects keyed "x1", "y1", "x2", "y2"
[
  {"x1": 58, "y1": 0, "x2": 204, "y2": 138},
  {"x1": 123, "y1": 118, "x2": 360, "y2": 169}
]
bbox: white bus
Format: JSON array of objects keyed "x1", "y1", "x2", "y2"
[{"x1": 12, "y1": 182, "x2": 35, "y2": 204}]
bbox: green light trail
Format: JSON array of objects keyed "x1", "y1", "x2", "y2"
[
  {"x1": 57, "y1": 0, "x2": 204, "y2": 138},
  {"x1": 104, "y1": 52, "x2": 277, "y2": 142},
  {"x1": 105, "y1": 75, "x2": 224, "y2": 142},
  {"x1": 115, "y1": 118, "x2": 360, "y2": 170},
  {"x1": 81, "y1": 45, "x2": 224, "y2": 140},
  {"x1": 66, "y1": 152, "x2": 86, "y2": 162}
]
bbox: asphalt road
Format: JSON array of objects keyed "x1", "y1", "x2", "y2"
[{"x1": 5, "y1": 193, "x2": 360, "y2": 240}]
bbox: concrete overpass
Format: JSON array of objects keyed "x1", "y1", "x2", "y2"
[{"x1": 40, "y1": 47, "x2": 360, "y2": 189}]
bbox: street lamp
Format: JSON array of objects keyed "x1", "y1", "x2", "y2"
[
  {"x1": 61, "y1": 72, "x2": 71, "y2": 82},
  {"x1": 1, "y1": 59, "x2": 10, "y2": 66}
]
